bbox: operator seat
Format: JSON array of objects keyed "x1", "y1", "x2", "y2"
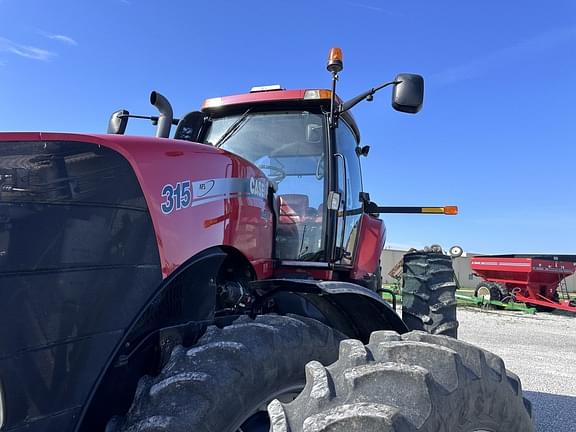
[
  {"x1": 275, "y1": 194, "x2": 309, "y2": 259},
  {"x1": 278, "y1": 194, "x2": 309, "y2": 222}
]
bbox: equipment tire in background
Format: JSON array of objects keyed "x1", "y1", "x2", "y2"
[
  {"x1": 449, "y1": 244, "x2": 464, "y2": 257},
  {"x1": 106, "y1": 314, "x2": 343, "y2": 432},
  {"x1": 270, "y1": 330, "x2": 534, "y2": 431},
  {"x1": 475, "y1": 281, "x2": 503, "y2": 302},
  {"x1": 402, "y1": 252, "x2": 458, "y2": 338}
]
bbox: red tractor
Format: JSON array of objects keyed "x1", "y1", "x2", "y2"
[{"x1": 0, "y1": 49, "x2": 532, "y2": 431}]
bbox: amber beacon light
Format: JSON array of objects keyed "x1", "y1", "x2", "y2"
[{"x1": 326, "y1": 47, "x2": 343, "y2": 73}]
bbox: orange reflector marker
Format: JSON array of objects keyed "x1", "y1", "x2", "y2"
[
  {"x1": 421, "y1": 206, "x2": 459, "y2": 215},
  {"x1": 444, "y1": 205, "x2": 459, "y2": 215},
  {"x1": 204, "y1": 213, "x2": 230, "y2": 228},
  {"x1": 327, "y1": 47, "x2": 343, "y2": 73}
]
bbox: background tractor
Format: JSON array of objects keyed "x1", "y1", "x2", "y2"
[{"x1": 0, "y1": 49, "x2": 533, "y2": 431}]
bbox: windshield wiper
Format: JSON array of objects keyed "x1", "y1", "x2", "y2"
[
  {"x1": 298, "y1": 224, "x2": 308, "y2": 259},
  {"x1": 213, "y1": 109, "x2": 251, "y2": 148}
]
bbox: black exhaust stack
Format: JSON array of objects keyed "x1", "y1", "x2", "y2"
[{"x1": 150, "y1": 91, "x2": 173, "y2": 138}]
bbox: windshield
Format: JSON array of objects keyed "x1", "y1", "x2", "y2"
[{"x1": 203, "y1": 111, "x2": 327, "y2": 261}]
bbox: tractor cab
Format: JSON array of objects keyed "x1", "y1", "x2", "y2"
[{"x1": 196, "y1": 88, "x2": 364, "y2": 265}]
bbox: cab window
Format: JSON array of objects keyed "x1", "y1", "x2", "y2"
[
  {"x1": 203, "y1": 111, "x2": 328, "y2": 261},
  {"x1": 335, "y1": 121, "x2": 363, "y2": 264}
]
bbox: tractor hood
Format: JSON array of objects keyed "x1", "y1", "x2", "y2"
[
  {"x1": 0, "y1": 132, "x2": 274, "y2": 430},
  {"x1": 0, "y1": 132, "x2": 164, "y2": 430}
]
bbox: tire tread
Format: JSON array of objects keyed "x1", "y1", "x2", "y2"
[{"x1": 272, "y1": 330, "x2": 534, "y2": 432}]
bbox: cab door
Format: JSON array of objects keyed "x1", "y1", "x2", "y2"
[{"x1": 334, "y1": 121, "x2": 364, "y2": 265}]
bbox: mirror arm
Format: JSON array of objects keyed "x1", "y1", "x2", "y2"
[
  {"x1": 339, "y1": 80, "x2": 400, "y2": 114},
  {"x1": 119, "y1": 113, "x2": 180, "y2": 126},
  {"x1": 366, "y1": 204, "x2": 458, "y2": 215},
  {"x1": 359, "y1": 194, "x2": 457, "y2": 216}
]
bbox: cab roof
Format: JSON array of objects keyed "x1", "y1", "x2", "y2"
[
  {"x1": 201, "y1": 88, "x2": 361, "y2": 142},
  {"x1": 201, "y1": 89, "x2": 339, "y2": 110}
]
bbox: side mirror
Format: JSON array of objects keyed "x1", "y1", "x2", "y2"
[
  {"x1": 107, "y1": 109, "x2": 129, "y2": 134},
  {"x1": 392, "y1": 74, "x2": 424, "y2": 114},
  {"x1": 355, "y1": 145, "x2": 370, "y2": 157}
]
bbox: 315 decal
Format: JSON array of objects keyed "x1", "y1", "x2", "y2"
[{"x1": 161, "y1": 180, "x2": 191, "y2": 214}]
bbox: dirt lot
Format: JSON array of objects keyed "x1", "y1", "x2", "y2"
[{"x1": 458, "y1": 307, "x2": 576, "y2": 432}]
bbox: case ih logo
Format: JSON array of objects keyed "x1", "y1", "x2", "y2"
[{"x1": 249, "y1": 177, "x2": 267, "y2": 199}]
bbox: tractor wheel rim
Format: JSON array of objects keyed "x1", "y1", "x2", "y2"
[{"x1": 477, "y1": 286, "x2": 491, "y2": 301}]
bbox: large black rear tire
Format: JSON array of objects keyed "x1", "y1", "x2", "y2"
[
  {"x1": 402, "y1": 252, "x2": 458, "y2": 338},
  {"x1": 270, "y1": 330, "x2": 534, "y2": 431},
  {"x1": 107, "y1": 314, "x2": 343, "y2": 432}
]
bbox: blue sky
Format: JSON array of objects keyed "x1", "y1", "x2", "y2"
[{"x1": 1, "y1": 0, "x2": 575, "y2": 254}]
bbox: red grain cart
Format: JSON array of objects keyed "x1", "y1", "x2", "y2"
[{"x1": 470, "y1": 255, "x2": 576, "y2": 312}]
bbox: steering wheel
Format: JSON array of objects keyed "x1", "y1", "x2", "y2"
[
  {"x1": 315, "y1": 155, "x2": 325, "y2": 180},
  {"x1": 258, "y1": 164, "x2": 286, "y2": 183}
]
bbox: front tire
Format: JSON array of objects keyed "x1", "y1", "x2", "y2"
[
  {"x1": 107, "y1": 315, "x2": 343, "y2": 432},
  {"x1": 270, "y1": 330, "x2": 534, "y2": 431}
]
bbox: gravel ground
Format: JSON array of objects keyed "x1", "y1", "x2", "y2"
[{"x1": 458, "y1": 307, "x2": 576, "y2": 432}]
